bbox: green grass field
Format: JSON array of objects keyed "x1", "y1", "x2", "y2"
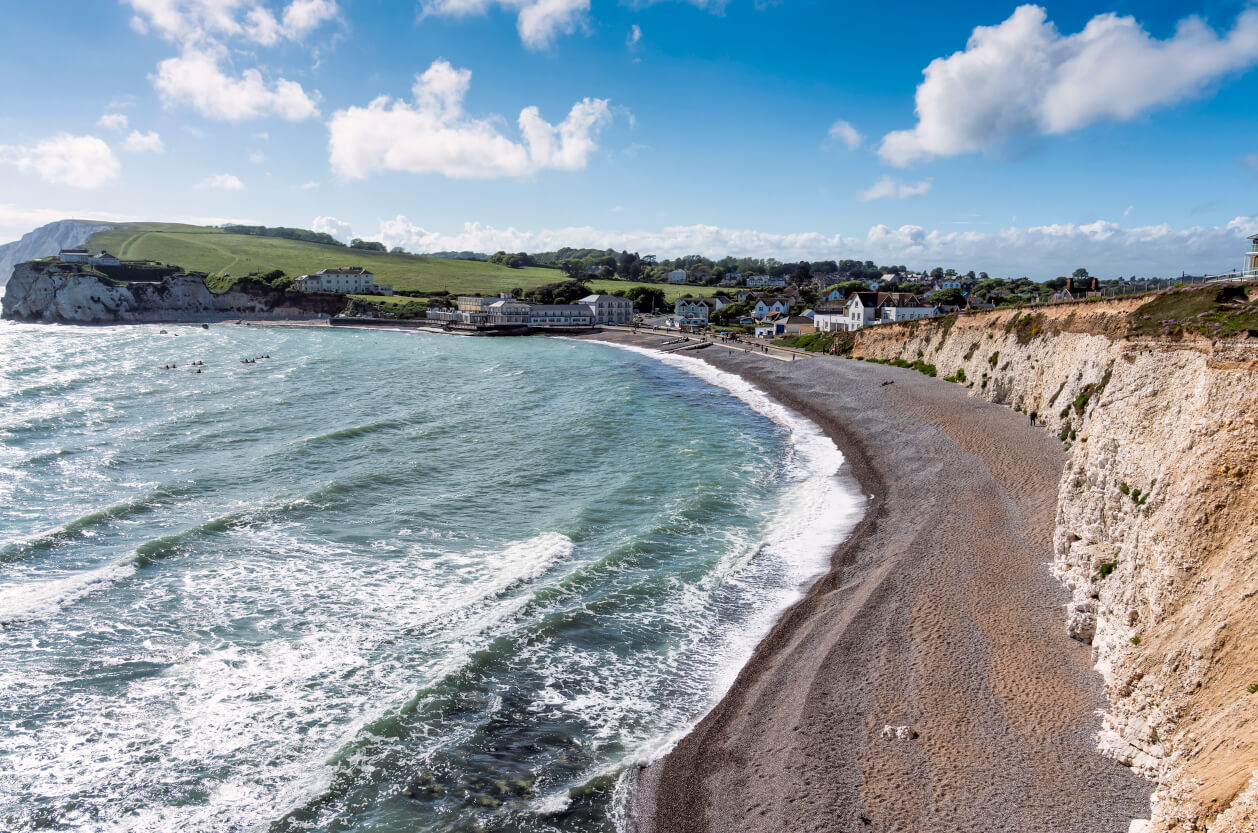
[{"x1": 85, "y1": 224, "x2": 706, "y2": 303}]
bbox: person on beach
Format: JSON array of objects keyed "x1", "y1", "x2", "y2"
[{"x1": 1030, "y1": 410, "x2": 1037, "y2": 426}]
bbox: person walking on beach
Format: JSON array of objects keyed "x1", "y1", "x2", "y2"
[{"x1": 1029, "y1": 410, "x2": 1037, "y2": 426}]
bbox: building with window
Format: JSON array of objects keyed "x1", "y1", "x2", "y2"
[
  {"x1": 528, "y1": 305, "x2": 594, "y2": 327},
  {"x1": 1247, "y1": 233, "x2": 1258, "y2": 277},
  {"x1": 294, "y1": 267, "x2": 392, "y2": 295},
  {"x1": 58, "y1": 247, "x2": 91, "y2": 264},
  {"x1": 578, "y1": 294, "x2": 635, "y2": 324}
]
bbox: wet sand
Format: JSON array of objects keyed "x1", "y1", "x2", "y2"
[{"x1": 581, "y1": 331, "x2": 1151, "y2": 833}]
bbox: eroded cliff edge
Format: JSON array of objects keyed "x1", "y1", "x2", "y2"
[
  {"x1": 2, "y1": 260, "x2": 345, "y2": 323},
  {"x1": 854, "y1": 290, "x2": 1258, "y2": 832}
]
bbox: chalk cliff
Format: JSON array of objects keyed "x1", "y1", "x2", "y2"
[
  {"x1": 854, "y1": 295, "x2": 1258, "y2": 832},
  {"x1": 0, "y1": 220, "x2": 115, "y2": 287},
  {"x1": 2, "y1": 260, "x2": 345, "y2": 323}
]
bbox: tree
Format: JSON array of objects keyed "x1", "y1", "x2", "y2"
[
  {"x1": 390, "y1": 246, "x2": 406, "y2": 254},
  {"x1": 350, "y1": 239, "x2": 387, "y2": 252},
  {"x1": 930, "y1": 267, "x2": 945, "y2": 279},
  {"x1": 979, "y1": 272, "x2": 989, "y2": 281},
  {"x1": 932, "y1": 288, "x2": 966, "y2": 306},
  {"x1": 791, "y1": 261, "x2": 812, "y2": 284}
]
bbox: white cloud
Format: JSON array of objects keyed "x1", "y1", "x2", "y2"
[
  {"x1": 1244, "y1": 153, "x2": 1258, "y2": 176},
  {"x1": 880, "y1": 5, "x2": 1258, "y2": 166},
  {"x1": 282, "y1": 0, "x2": 338, "y2": 39},
  {"x1": 826, "y1": 119, "x2": 862, "y2": 150},
  {"x1": 98, "y1": 113, "x2": 130, "y2": 131},
  {"x1": 419, "y1": 0, "x2": 589, "y2": 50},
  {"x1": 153, "y1": 47, "x2": 319, "y2": 121},
  {"x1": 0, "y1": 134, "x2": 121, "y2": 189},
  {"x1": 858, "y1": 177, "x2": 932, "y2": 201},
  {"x1": 367, "y1": 214, "x2": 1258, "y2": 278},
  {"x1": 121, "y1": 130, "x2": 166, "y2": 153},
  {"x1": 312, "y1": 215, "x2": 353, "y2": 242},
  {"x1": 249, "y1": 151, "x2": 266, "y2": 164},
  {"x1": 1124, "y1": 204, "x2": 1134, "y2": 217},
  {"x1": 328, "y1": 59, "x2": 612, "y2": 179},
  {"x1": 300, "y1": 179, "x2": 319, "y2": 188},
  {"x1": 627, "y1": 24, "x2": 642, "y2": 48},
  {"x1": 124, "y1": 0, "x2": 338, "y2": 44},
  {"x1": 195, "y1": 172, "x2": 244, "y2": 189}
]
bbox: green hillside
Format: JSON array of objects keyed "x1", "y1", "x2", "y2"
[
  {"x1": 84, "y1": 223, "x2": 708, "y2": 303},
  {"x1": 87, "y1": 224, "x2": 560, "y2": 295}
]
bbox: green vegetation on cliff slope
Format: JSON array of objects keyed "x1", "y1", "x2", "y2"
[
  {"x1": 86, "y1": 224, "x2": 697, "y2": 302},
  {"x1": 1128, "y1": 284, "x2": 1258, "y2": 338}
]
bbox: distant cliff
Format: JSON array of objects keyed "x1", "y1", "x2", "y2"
[
  {"x1": 2, "y1": 260, "x2": 346, "y2": 323},
  {"x1": 854, "y1": 292, "x2": 1258, "y2": 832},
  {"x1": 0, "y1": 220, "x2": 115, "y2": 286}
]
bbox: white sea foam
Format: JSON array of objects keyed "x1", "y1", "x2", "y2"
[
  {"x1": 585, "y1": 340, "x2": 866, "y2": 807},
  {"x1": 0, "y1": 559, "x2": 138, "y2": 625}
]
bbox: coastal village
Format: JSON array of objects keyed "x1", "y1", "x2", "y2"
[{"x1": 40, "y1": 235, "x2": 1258, "y2": 344}]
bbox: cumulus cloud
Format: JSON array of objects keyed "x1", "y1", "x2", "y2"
[
  {"x1": 125, "y1": 0, "x2": 338, "y2": 44},
  {"x1": 127, "y1": 1, "x2": 332, "y2": 121},
  {"x1": 121, "y1": 130, "x2": 166, "y2": 153},
  {"x1": 153, "y1": 47, "x2": 319, "y2": 121},
  {"x1": 195, "y1": 172, "x2": 244, "y2": 189},
  {"x1": 362, "y1": 214, "x2": 1258, "y2": 278},
  {"x1": 328, "y1": 59, "x2": 612, "y2": 179},
  {"x1": 420, "y1": 0, "x2": 589, "y2": 50},
  {"x1": 880, "y1": 5, "x2": 1258, "y2": 166},
  {"x1": 98, "y1": 113, "x2": 130, "y2": 131},
  {"x1": 859, "y1": 177, "x2": 932, "y2": 201},
  {"x1": 0, "y1": 134, "x2": 121, "y2": 188},
  {"x1": 312, "y1": 215, "x2": 354, "y2": 242},
  {"x1": 826, "y1": 120, "x2": 862, "y2": 150}
]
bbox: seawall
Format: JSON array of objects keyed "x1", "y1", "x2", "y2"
[{"x1": 854, "y1": 298, "x2": 1258, "y2": 831}]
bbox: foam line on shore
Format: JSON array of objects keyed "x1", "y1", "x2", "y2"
[{"x1": 582, "y1": 338, "x2": 866, "y2": 780}]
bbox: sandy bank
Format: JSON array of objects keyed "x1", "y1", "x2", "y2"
[{"x1": 581, "y1": 331, "x2": 1151, "y2": 833}]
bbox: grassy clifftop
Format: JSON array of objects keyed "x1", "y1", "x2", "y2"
[
  {"x1": 85, "y1": 223, "x2": 697, "y2": 301},
  {"x1": 86, "y1": 224, "x2": 561, "y2": 295}
]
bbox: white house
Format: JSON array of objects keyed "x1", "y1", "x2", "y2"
[
  {"x1": 528, "y1": 305, "x2": 594, "y2": 327},
  {"x1": 578, "y1": 294, "x2": 635, "y2": 324},
  {"x1": 812, "y1": 304, "x2": 848, "y2": 333},
  {"x1": 58, "y1": 247, "x2": 91, "y2": 264},
  {"x1": 878, "y1": 294, "x2": 936, "y2": 323},
  {"x1": 746, "y1": 274, "x2": 787, "y2": 288},
  {"x1": 91, "y1": 250, "x2": 120, "y2": 267},
  {"x1": 1247, "y1": 233, "x2": 1258, "y2": 276},
  {"x1": 674, "y1": 297, "x2": 711, "y2": 325},
  {"x1": 752, "y1": 297, "x2": 791, "y2": 320},
  {"x1": 835, "y1": 291, "x2": 936, "y2": 331},
  {"x1": 667, "y1": 269, "x2": 688, "y2": 284},
  {"x1": 294, "y1": 267, "x2": 392, "y2": 295}
]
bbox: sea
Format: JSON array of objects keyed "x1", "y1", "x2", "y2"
[{"x1": 0, "y1": 323, "x2": 863, "y2": 833}]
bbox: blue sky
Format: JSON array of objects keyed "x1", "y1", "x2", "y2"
[{"x1": 0, "y1": 0, "x2": 1255, "y2": 277}]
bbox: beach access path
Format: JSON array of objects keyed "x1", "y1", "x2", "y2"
[{"x1": 581, "y1": 331, "x2": 1151, "y2": 833}]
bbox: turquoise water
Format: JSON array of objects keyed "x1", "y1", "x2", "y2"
[{"x1": 0, "y1": 323, "x2": 861, "y2": 833}]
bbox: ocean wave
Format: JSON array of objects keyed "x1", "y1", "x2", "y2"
[
  {"x1": 297, "y1": 419, "x2": 404, "y2": 445},
  {"x1": 0, "y1": 483, "x2": 198, "y2": 564}
]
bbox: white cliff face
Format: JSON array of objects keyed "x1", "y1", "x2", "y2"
[
  {"x1": 0, "y1": 220, "x2": 115, "y2": 287},
  {"x1": 2, "y1": 262, "x2": 343, "y2": 323},
  {"x1": 856, "y1": 304, "x2": 1258, "y2": 833}
]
